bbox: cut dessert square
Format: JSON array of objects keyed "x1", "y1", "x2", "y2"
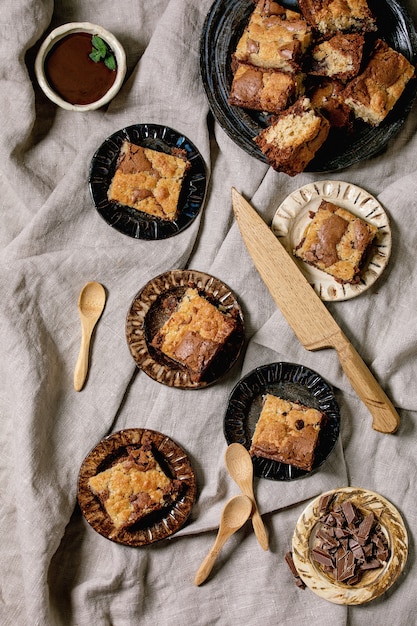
[
  {"x1": 308, "y1": 33, "x2": 365, "y2": 83},
  {"x1": 250, "y1": 394, "x2": 325, "y2": 471},
  {"x1": 298, "y1": 0, "x2": 377, "y2": 36},
  {"x1": 254, "y1": 97, "x2": 330, "y2": 176},
  {"x1": 309, "y1": 78, "x2": 352, "y2": 128},
  {"x1": 151, "y1": 288, "x2": 237, "y2": 382},
  {"x1": 294, "y1": 199, "x2": 378, "y2": 284},
  {"x1": 342, "y1": 39, "x2": 416, "y2": 126},
  {"x1": 229, "y1": 63, "x2": 305, "y2": 114},
  {"x1": 233, "y1": 0, "x2": 312, "y2": 73},
  {"x1": 108, "y1": 141, "x2": 191, "y2": 221},
  {"x1": 88, "y1": 441, "x2": 182, "y2": 530}
]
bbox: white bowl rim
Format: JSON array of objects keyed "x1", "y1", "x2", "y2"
[{"x1": 34, "y1": 21, "x2": 127, "y2": 111}]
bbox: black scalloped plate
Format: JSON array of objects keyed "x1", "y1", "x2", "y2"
[
  {"x1": 200, "y1": 0, "x2": 417, "y2": 172},
  {"x1": 224, "y1": 362, "x2": 340, "y2": 480},
  {"x1": 89, "y1": 124, "x2": 207, "y2": 239}
]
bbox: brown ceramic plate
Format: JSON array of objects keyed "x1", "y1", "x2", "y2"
[
  {"x1": 77, "y1": 428, "x2": 197, "y2": 546},
  {"x1": 126, "y1": 269, "x2": 245, "y2": 389},
  {"x1": 292, "y1": 487, "x2": 408, "y2": 604}
]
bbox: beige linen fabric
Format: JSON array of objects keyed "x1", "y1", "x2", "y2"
[{"x1": 1, "y1": 1, "x2": 416, "y2": 624}]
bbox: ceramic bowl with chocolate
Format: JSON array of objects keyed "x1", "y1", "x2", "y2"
[
  {"x1": 35, "y1": 22, "x2": 126, "y2": 111},
  {"x1": 291, "y1": 487, "x2": 408, "y2": 605}
]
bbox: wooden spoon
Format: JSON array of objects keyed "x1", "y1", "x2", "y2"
[
  {"x1": 194, "y1": 494, "x2": 252, "y2": 586},
  {"x1": 225, "y1": 443, "x2": 269, "y2": 551},
  {"x1": 74, "y1": 281, "x2": 106, "y2": 391}
]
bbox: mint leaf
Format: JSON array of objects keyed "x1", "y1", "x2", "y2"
[
  {"x1": 90, "y1": 35, "x2": 117, "y2": 70},
  {"x1": 91, "y1": 35, "x2": 107, "y2": 58},
  {"x1": 104, "y1": 54, "x2": 116, "y2": 71},
  {"x1": 89, "y1": 49, "x2": 102, "y2": 63}
]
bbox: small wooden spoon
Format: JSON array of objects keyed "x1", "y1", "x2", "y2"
[
  {"x1": 225, "y1": 443, "x2": 269, "y2": 551},
  {"x1": 74, "y1": 281, "x2": 106, "y2": 391},
  {"x1": 194, "y1": 494, "x2": 252, "y2": 586}
]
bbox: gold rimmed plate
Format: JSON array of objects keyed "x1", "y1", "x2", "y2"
[
  {"x1": 126, "y1": 269, "x2": 245, "y2": 389},
  {"x1": 77, "y1": 428, "x2": 197, "y2": 546},
  {"x1": 292, "y1": 487, "x2": 408, "y2": 604},
  {"x1": 271, "y1": 180, "x2": 392, "y2": 301}
]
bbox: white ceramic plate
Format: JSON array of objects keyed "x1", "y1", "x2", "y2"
[
  {"x1": 271, "y1": 180, "x2": 391, "y2": 301},
  {"x1": 292, "y1": 487, "x2": 408, "y2": 605}
]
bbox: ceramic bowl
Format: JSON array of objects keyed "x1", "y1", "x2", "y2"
[
  {"x1": 292, "y1": 487, "x2": 408, "y2": 605},
  {"x1": 34, "y1": 22, "x2": 127, "y2": 111}
]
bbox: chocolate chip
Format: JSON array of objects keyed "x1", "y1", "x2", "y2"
[{"x1": 295, "y1": 419, "x2": 304, "y2": 430}]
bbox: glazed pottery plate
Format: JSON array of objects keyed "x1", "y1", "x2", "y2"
[
  {"x1": 292, "y1": 487, "x2": 408, "y2": 604},
  {"x1": 89, "y1": 124, "x2": 207, "y2": 239},
  {"x1": 78, "y1": 428, "x2": 197, "y2": 546},
  {"x1": 126, "y1": 269, "x2": 245, "y2": 389},
  {"x1": 223, "y1": 362, "x2": 340, "y2": 480},
  {"x1": 271, "y1": 180, "x2": 392, "y2": 301},
  {"x1": 200, "y1": 0, "x2": 417, "y2": 172}
]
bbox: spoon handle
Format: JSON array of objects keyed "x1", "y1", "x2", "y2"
[
  {"x1": 237, "y1": 479, "x2": 269, "y2": 551},
  {"x1": 251, "y1": 506, "x2": 269, "y2": 551},
  {"x1": 73, "y1": 321, "x2": 94, "y2": 391},
  {"x1": 194, "y1": 531, "x2": 231, "y2": 586}
]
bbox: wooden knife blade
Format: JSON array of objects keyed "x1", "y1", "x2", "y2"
[{"x1": 232, "y1": 187, "x2": 399, "y2": 434}]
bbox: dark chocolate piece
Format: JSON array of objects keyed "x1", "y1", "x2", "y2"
[
  {"x1": 285, "y1": 551, "x2": 306, "y2": 589},
  {"x1": 311, "y1": 497, "x2": 390, "y2": 585}
]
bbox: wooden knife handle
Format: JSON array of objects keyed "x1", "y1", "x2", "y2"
[{"x1": 334, "y1": 333, "x2": 400, "y2": 434}]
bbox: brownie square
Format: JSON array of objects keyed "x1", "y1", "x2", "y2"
[
  {"x1": 342, "y1": 39, "x2": 415, "y2": 126},
  {"x1": 250, "y1": 394, "x2": 325, "y2": 471},
  {"x1": 151, "y1": 288, "x2": 237, "y2": 382},
  {"x1": 254, "y1": 97, "x2": 330, "y2": 176},
  {"x1": 108, "y1": 141, "x2": 190, "y2": 221},
  {"x1": 294, "y1": 199, "x2": 378, "y2": 283}
]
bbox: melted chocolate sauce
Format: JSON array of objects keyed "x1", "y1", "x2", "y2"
[{"x1": 45, "y1": 32, "x2": 117, "y2": 105}]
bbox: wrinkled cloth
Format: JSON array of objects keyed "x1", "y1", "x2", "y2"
[{"x1": 1, "y1": 1, "x2": 417, "y2": 625}]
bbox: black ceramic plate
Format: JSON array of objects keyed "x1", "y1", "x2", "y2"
[
  {"x1": 200, "y1": 0, "x2": 417, "y2": 172},
  {"x1": 78, "y1": 428, "x2": 197, "y2": 546},
  {"x1": 89, "y1": 124, "x2": 207, "y2": 239},
  {"x1": 126, "y1": 269, "x2": 245, "y2": 389},
  {"x1": 224, "y1": 362, "x2": 340, "y2": 480}
]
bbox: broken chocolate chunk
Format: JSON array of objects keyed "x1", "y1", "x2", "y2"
[
  {"x1": 311, "y1": 497, "x2": 390, "y2": 586},
  {"x1": 285, "y1": 551, "x2": 306, "y2": 589}
]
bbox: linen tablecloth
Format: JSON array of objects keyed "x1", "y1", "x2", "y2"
[{"x1": 1, "y1": 1, "x2": 417, "y2": 624}]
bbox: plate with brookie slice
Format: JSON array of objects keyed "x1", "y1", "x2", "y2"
[
  {"x1": 89, "y1": 124, "x2": 207, "y2": 239},
  {"x1": 224, "y1": 362, "x2": 340, "y2": 480},
  {"x1": 292, "y1": 487, "x2": 408, "y2": 604},
  {"x1": 78, "y1": 428, "x2": 197, "y2": 546},
  {"x1": 126, "y1": 269, "x2": 245, "y2": 389},
  {"x1": 271, "y1": 180, "x2": 391, "y2": 301},
  {"x1": 200, "y1": 0, "x2": 417, "y2": 173}
]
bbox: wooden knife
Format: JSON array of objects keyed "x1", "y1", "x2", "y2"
[{"x1": 231, "y1": 188, "x2": 400, "y2": 434}]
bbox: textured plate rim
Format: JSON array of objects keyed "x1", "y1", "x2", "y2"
[
  {"x1": 200, "y1": 0, "x2": 417, "y2": 173},
  {"x1": 125, "y1": 269, "x2": 245, "y2": 389},
  {"x1": 223, "y1": 361, "x2": 340, "y2": 481},
  {"x1": 89, "y1": 123, "x2": 207, "y2": 240},
  {"x1": 271, "y1": 180, "x2": 392, "y2": 301},
  {"x1": 77, "y1": 428, "x2": 197, "y2": 546},
  {"x1": 292, "y1": 487, "x2": 408, "y2": 605}
]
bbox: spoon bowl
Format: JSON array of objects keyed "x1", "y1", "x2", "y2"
[
  {"x1": 194, "y1": 494, "x2": 252, "y2": 586},
  {"x1": 74, "y1": 281, "x2": 106, "y2": 391},
  {"x1": 225, "y1": 443, "x2": 269, "y2": 550}
]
